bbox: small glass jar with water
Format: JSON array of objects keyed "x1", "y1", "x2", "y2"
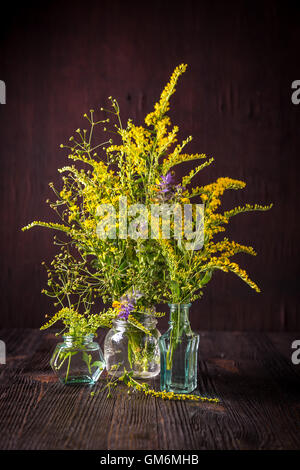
[{"x1": 104, "y1": 313, "x2": 161, "y2": 379}]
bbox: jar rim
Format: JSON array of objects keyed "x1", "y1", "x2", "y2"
[
  {"x1": 112, "y1": 312, "x2": 157, "y2": 328},
  {"x1": 62, "y1": 333, "x2": 94, "y2": 340}
]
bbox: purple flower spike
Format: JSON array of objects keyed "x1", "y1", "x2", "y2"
[
  {"x1": 153, "y1": 172, "x2": 181, "y2": 202},
  {"x1": 118, "y1": 302, "x2": 135, "y2": 320},
  {"x1": 160, "y1": 172, "x2": 174, "y2": 186},
  {"x1": 155, "y1": 172, "x2": 174, "y2": 195},
  {"x1": 117, "y1": 288, "x2": 143, "y2": 321}
]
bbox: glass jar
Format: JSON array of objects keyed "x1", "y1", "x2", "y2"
[
  {"x1": 159, "y1": 303, "x2": 199, "y2": 393},
  {"x1": 50, "y1": 334, "x2": 105, "y2": 385},
  {"x1": 104, "y1": 313, "x2": 161, "y2": 379}
]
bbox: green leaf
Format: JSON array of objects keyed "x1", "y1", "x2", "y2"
[
  {"x1": 199, "y1": 270, "x2": 213, "y2": 286},
  {"x1": 91, "y1": 361, "x2": 104, "y2": 369}
]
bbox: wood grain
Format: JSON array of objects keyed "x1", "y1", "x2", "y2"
[
  {"x1": 0, "y1": 329, "x2": 299, "y2": 450},
  {"x1": 0, "y1": 0, "x2": 300, "y2": 330}
]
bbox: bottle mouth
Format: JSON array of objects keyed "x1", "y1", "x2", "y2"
[
  {"x1": 62, "y1": 333, "x2": 94, "y2": 343},
  {"x1": 168, "y1": 303, "x2": 192, "y2": 308},
  {"x1": 168, "y1": 304, "x2": 192, "y2": 325}
]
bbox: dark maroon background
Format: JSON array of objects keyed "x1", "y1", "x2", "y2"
[{"x1": 1, "y1": 0, "x2": 299, "y2": 330}]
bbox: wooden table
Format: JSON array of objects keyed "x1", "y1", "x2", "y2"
[{"x1": 0, "y1": 329, "x2": 299, "y2": 450}]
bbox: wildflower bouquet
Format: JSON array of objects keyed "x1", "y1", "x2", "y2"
[
  {"x1": 99, "y1": 65, "x2": 271, "y2": 388},
  {"x1": 23, "y1": 63, "x2": 271, "y2": 396}
]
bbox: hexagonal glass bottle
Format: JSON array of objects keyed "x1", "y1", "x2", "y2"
[
  {"x1": 159, "y1": 303, "x2": 200, "y2": 393},
  {"x1": 50, "y1": 334, "x2": 105, "y2": 385}
]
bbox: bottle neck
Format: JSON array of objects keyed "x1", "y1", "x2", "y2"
[
  {"x1": 168, "y1": 303, "x2": 192, "y2": 330},
  {"x1": 63, "y1": 334, "x2": 94, "y2": 347}
]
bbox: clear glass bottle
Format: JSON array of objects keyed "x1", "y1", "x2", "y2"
[
  {"x1": 159, "y1": 303, "x2": 199, "y2": 393},
  {"x1": 104, "y1": 313, "x2": 161, "y2": 379},
  {"x1": 50, "y1": 334, "x2": 105, "y2": 385}
]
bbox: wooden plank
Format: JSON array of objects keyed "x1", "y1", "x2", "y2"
[
  {"x1": 197, "y1": 332, "x2": 300, "y2": 449},
  {"x1": 1, "y1": 330, "x2": 300, "y2": 450}
]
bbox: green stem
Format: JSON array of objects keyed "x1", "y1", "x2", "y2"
[
  {"x1": 166, "y1": 304, "x2": 186, "y2": 370},
  {"x1": 65, "y1": 353, "x2": 72, "y2": 382},
  {"x1": 126, "y1": 328, "x2": 153, "y2": 373},
  {"x1": 56, "y1": 350, "x2": 70, "y2": 370}
]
